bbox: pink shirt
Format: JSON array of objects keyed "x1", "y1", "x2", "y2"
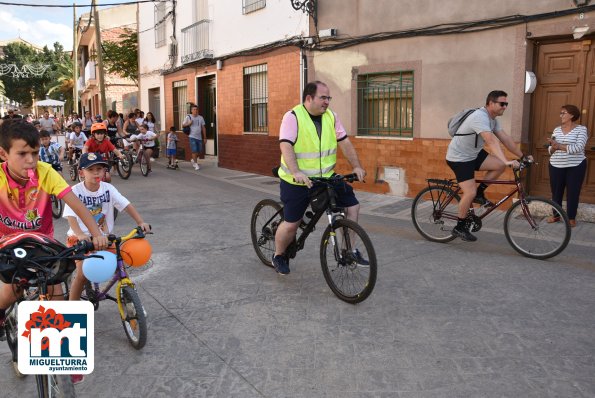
[
  {"x1": 0, "y1": 162, "x2": 71, "y2": 237},
  {"x1": 279, "y1": 110, "x2": 347, "y2": 144}
]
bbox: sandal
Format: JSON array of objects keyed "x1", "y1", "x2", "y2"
[{"x1": 546, "y1": 216, "x2": 560, "y2": 223}]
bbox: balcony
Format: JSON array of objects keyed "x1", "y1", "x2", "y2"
[
  {"x1": 84, "y1": 61, "x2": 97, "y2": 87},
  {"x1": 77, "y1": 77, "x2": 85, "y2": 92},
  {"x1": 181, "y1": 20, "x2": 213, "y2": 64}
]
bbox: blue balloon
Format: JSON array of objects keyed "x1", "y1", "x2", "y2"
[{"x1": 82, "y1": 251, "x2": 117, "y2": 283}]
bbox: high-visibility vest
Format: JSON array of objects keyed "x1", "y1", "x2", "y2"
[{"x1": 278, "y1": 105, "x2": 337, "y2": 185}]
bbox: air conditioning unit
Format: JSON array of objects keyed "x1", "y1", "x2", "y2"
[{"x1": 168, "y1": 43, "x2": 177, "y2": 57}]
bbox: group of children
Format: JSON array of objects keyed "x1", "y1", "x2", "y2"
[{"x1": 0, "y1": 119, "x2": 151, "y2": 385}]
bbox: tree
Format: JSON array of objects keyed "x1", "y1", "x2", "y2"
[
  {"x1": 46, "y1": 57, "x2": 74, "y2": 114},
  {"x1": 0, "y1": 42, "x2": 68, "y2": 107},
  {"x1": 102, "y1": 29, "x2": 138, "y2": 84}
]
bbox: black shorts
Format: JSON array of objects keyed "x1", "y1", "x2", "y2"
[
  {"x1": 279, "y1": 179, "x2": 359, "y2": 223},
  {"x1": 446, "y1": 149, "x2": 489, "y2": 183}
]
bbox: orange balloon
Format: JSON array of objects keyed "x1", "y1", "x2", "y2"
[{"x1": 120, "y1": 238, "x2": 152, "y2": 267}]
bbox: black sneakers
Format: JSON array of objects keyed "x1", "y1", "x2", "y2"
[
  {"x1": 352, "y1": 249, "x2": 370, "y2": 266},
  {"x1": 452, "y1": 225, "x2": 477, "y2": 242},
  {"x1": 272, "y1": 254, "x2": 290, "y2": 275},
  {"x1": 473, "y1": 194, "x2": 493, "y2": 207}
]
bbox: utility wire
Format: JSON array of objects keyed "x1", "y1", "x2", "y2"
[{"x1": 0, "y1": 0, "x2": 166, "y2": 7}]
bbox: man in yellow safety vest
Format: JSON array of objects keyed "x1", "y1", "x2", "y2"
[{"x1": 273, "y1": 81, "x2": 366, "y2": 275}]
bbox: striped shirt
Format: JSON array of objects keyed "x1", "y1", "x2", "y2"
[{"x1": 549, "y1": 125, "x2": 588, "y2": 168}]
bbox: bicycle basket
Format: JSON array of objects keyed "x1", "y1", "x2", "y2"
[
  {"x1": 0, "y1": 232, "x2": 75, "y2": 284},
  {"x1": 309, "y1": 186, "x2": 329, "y2": 212}
]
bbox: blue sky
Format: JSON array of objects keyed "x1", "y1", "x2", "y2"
[{"x1": 0, "y1": 0, "x2": 137, "y2": 50}]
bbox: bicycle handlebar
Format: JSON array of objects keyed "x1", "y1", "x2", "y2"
[
  {"x1": 106, "y1": 226, "x2": 152, "y2": 247},
  {"x1": 309, "y1": 173, "x2": 359, "y2": 184}
]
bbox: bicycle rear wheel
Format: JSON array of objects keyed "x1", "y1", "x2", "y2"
[
  {"x1": 411, "y1": 186, "x2": 460, "y2": 242},
  {"x1": 116, "y1": 153, "x2": 133, "y2": 179},
  {"x1": 118, "y1": 286, "x2": 147, "y2": 349},
  {"x1": 504, "y1": 196, "x2": 571, "y2": 259},
  {"x1": 139, "y1": 152, "x2": 149, "y2": 176},
  {"x1": 250, "y1": 199, "x2": 283, "y2": 267},
  {"x1": 320, "y1": 219, "x2": 377, "y2": 304},
  {"x1": 69, "y1": 163, "x2": 78, "y2": 182},
  {"x1": 51, "y1": 195, "x2": 63, "y2": 219},
  {"x1": 36, "y1": 374, "x2": 76, "y2": 398}
]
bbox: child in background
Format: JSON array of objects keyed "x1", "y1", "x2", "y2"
[
  {"x1": 166, "y1": 126, "x2": 179, "y2": 169},
  {"x1": 39, "y1": 130, "x2": 64, "y2": 171},
  {"x1": 68, "y1": 122, "x2": 87, "y2": 162},
  {"x1": 129, "y1": 124, "x2": 157, "y2": 173},
  {"x1": 83, "y1": 123, "x2": 125, "y2": 182}
]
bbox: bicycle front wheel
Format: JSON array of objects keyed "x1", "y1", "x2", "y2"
[
  {"x1": 116, "y1": 153, "x2": 132, "y2": 179},
  {"x1": 139, "y1": 152, "x2": 149, "y2": 176},
  {"x1": 411, "y1": 186, "x2": 460, "y2": 242},
  {"x1": 5, "y1": 304, "x2": 23, "y2": 378},
  {"x1": 118, "y1": 286, "x2": 147, "y2": 349},
  {"x1": 51, "y1": 195, "x2": 63, "y2": 219},
  {"x1": 250, "y1": 199, "x2": 283, "y2": 267},
  {"x1": 504, "y1": 196, "x2": 571, "y2": 259},
  {"x1": 36, "y1": 374, "x2": 76, "y2": 398},
  {"x1": 320, "y1": 219, "x2": 377, "y2": 304}
]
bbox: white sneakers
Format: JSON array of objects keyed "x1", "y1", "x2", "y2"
[{"x1": 191, "y1": 159, "x2": 200, "y2": 170}]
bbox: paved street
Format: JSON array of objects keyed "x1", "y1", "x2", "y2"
[{"x1": 2, "y1": 158, "x2": 595, "y2": 397}]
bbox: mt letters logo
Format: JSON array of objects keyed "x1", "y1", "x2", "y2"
[{"x1": 18, "y1": 301, "x2": 94, "y2": 374}]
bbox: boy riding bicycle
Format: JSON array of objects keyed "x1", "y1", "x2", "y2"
[
  {"x1": 129, "y1": 123, "x2": 157, "y2": 173},
  {"x1": 68, "y1": 121, "x2": 87, "y2": 162},
  {"x1": 0, "y1": 120, "x2": 108, "y2": 342},
  {"x1": 83, "y1": 122, "x2": 125, "y2": 182},
  {"x1": 38, "y1": 130, "x2": 64, "y2": 171}
]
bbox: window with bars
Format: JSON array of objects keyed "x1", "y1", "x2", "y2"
[
  {"x1": 243, "y1": 0, "x2": 266, "y2": 14},
  {"x1": 243, "y1": 64, "x2": 268, "y2": 133},
  {"x1": 154, "y1": 2, "x2": 167, "y2": 48},
  {"x1": 357, "y1": 71, "x2": 414, "y2": 137},
  {"x1": 172, "y1": 80, "x2": 188, "y2": 130}
]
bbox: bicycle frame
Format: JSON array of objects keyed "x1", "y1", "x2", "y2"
[
  {"x1": 431, "y1": 164, "x2": 538, "y2": 228},
  {"x1": 261, "y1": 181, "x2": 347, "y2": 259}
]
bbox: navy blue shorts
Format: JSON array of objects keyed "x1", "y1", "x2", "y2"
[
  {"x1": 280, "y1": 179, "x2": 359, "y2": 223},
  {"x1": 446, "y1": 149, "x2": 489, "y2": 183}
]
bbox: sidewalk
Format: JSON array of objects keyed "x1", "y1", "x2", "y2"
[{"x1": 160, "y1": 157, "x2": 595, "y2": 248}]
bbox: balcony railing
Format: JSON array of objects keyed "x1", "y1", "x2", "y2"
[
  {"x1": 84, "y1": 61, "x2": 96, "y2": 86},
  {"x1": 181, "y1": 20, "x2": 213, "y2": 64}
]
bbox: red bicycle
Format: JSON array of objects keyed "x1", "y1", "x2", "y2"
[{"x1": 411, "y1": 159, "x2": 571, "y2": 259}]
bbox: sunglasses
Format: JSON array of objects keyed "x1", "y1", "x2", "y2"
[{"x1": 494, "y1": 101, "x2": 508, "y2": 107}]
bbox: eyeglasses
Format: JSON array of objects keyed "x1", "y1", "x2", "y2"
[
  {"x1": 495, "y1": 101, "x2": 508, "y2": 107},
  {"x1": 317, "y1": 96, "x2": 332, "y2": 102}
]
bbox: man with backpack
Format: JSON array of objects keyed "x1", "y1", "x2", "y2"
[{"x1": 445, "y1": 90, "x2": 529, "y2": 242}]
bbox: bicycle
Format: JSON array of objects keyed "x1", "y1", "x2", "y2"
[
  {"x1": 411, "y1": 159, "x2": 571, "y2": 259},
  {"x1": 81, "y1": 227, "x2": 151, "y2": 349},
  {"x1": 68, "y1": 148, "x2": 83, "y2": 182},
  {"x1": 251, "y1": 174, "x2": 377, "y2": 304},
  {"x1": 113, "y1": 138, "x2": 133, "y2": 180},
  {"x1": 1, "y1": 233, "x2": 96, "y2": 397}
]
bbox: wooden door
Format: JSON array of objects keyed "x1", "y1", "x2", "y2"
[{"x1": 530, "y1": 39, "x2": 595, "y2": 203}]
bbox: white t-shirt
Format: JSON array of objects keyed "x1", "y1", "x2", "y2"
[
  {"x1": 63, "y1": 181, "x2": 130, "y2": 236},
  {"x1": 69, "y1": 132, "x2": 88, "y2": 149},
  {"x1": 130, "y1": 131, "x2": 157, "y2": 148}
]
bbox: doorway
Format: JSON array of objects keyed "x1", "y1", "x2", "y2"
[
  {"x1": 529, "y1": 38, "x2": 595, "y2": 203},
  {"x1": 196, "y1": 75, "x2": 217, "y2": 156},
  {"x1": 148, "y1": 88, "x2": 161, "y2": 132}
]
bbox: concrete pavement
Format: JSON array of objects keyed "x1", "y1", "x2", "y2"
[{"x1": 1, "y1": 157, "x2": 594, "y2": 397}]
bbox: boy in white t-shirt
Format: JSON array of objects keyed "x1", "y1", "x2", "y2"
[
  {"x1": 129, "y1": 123, "x2": 157, "y2": 173},
  {"x1": 63, "y1": 153, "x2": 151, "y2": 303},
  {"x1": 68, "y1": 122, "x2": 87, "y2": 162}
]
